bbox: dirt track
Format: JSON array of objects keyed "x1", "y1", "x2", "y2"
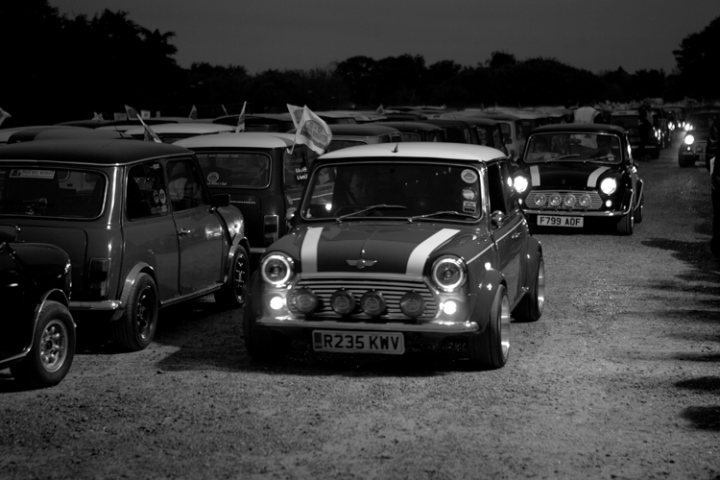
[{"x1": 1, "y1": 139, "x2": 719, "y2": 480}]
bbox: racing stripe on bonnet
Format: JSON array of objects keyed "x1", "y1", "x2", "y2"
[
  {"x1": 587, "y1": 166, "x2": 610, "y2": 187},
  {"x1": 529, "y1": 165, "x2": 540, "y2": 186},
  {"x1": 300, "y1": 227, "x2": 323, "y2": 273},
  {"x1": 406, "y1": 228, "x2": 460, "y2": 276}
]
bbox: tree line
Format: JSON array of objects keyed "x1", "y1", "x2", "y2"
[{"x1": 1, "y1": 0, "x2": 718, "y2": 126}]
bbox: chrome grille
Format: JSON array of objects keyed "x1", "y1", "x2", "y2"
[
  {"x1": 526, "y1": 190, "x2": 603, "y2": 211},
  {"x1": 291, "y1": 277, "x2": 438, "y2": 322}
]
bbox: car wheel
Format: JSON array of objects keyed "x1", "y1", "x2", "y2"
[
  {"x1": 111, "y1": 273, "x2": 158, "y2": 351},
  {"x1": 512, "y1": 256, "x2": 545, "y2": 323},
  {"x1": 468, "y1": 284, "x2": 510, "y2": 370},
  {"x1": 214, "y1": 245, "x2": 250, "y2": 309},
  {"x1": 616, "y1": 212, "x2": 634, "y2": 235},
  {"x1": 242, "y1": 285, "x2": 290, "y2": 363},
  {"x1": 11, "y1": 300, "x2": 75, "y2": 388}
]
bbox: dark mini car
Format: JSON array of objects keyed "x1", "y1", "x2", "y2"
[
  {"x1": 512, "y1": 123, "x2": 644, "y2": 235},
  {"x1": 678, "y1": 109, "x2": 720, "y2": 168},
  {"x1": 0, "y1": 139, "x2": 250, "y2": 351},
  {"x1": 175, "y1": 132, "x2": 318, "y2": 259},
  {"x1": 608, "y1": 109, "x2": 661, "y2": 159},
  {"x1": 0, "y1": 226, "x2": 75, "y2": 387},
  {"x1": 243, "y1": 142, "x2": 544, "y2": 370}
]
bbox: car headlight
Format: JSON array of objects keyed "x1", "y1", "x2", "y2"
[
  {"x1": 431, "y1": 256, "x2": 466, "y2": 292},
  {"x1": 683, "y1": 134, "x2": 695, "y2": 145},
  {"x1": 599, "y1": 177, "x2": 618, "y2": 195},
  {"x1": 513, "y1": 175, "x2": 529, "y2": 194},
  {"x1": 260, "y1": 253, "x2": 294, "y2": 287}
]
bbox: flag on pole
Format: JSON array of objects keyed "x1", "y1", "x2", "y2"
[
  {"x1": 221, "y1": 104, "x2": 229, "y2": 116},
  {"x1": 189, "y1": 105, "x2": 198, "y2": 119},
  {"x1": 125, "y1": 104, "x2": 162, "y2": 143},
  {"x1": 287, "y1": 104, "x2": 304, "y2": 131},
  {"x1": 235, "y1": 101, "x2": 247, "y2": 133},
  {"x1": 287, "y1": 105, "x2": 332, "y2": 155},
  {"x1": 0, "y1": 107, "x2": 12, "y2": 127}
]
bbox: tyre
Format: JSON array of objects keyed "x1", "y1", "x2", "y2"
[
  {"x1": 214, "y1": 245, "x2": 250, "y2": 309},
  {"x1": 111, "y1": 273, "x2": 158, "y2": 351},
  {"x1": 11, "y1": 300, "x2": 75, "y2": 388},
  {"x1": 616, "y1": 212, "x2": 634, "y2": 235},
  {"x1": 468, "y1": 284, "x2": 510, "y2": 370},
  {"x1": 513, "y1": 256, "x2": 545, "y2": 323}
]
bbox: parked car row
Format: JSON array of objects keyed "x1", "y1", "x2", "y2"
[{"x1": 0, "y1": 104, "x2": 660, "y2": 384}]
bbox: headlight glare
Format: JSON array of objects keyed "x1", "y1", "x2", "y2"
[
  {"x1": 683, "y1": 134, "x2": 695, "y2": 145},
  {"x1": 513, "y1": 175, "x2": 529, "y2": 194},
  {"x1": 600, "y1": 177, "x2": 618, "y2": 195}
]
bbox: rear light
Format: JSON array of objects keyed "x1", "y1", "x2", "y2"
[
  {"x1": 264, "y1": 214, "x2": 279, "y2": 245},
  {"x1": 88, "y1": 257, "x2": 110, "y2": 298}
]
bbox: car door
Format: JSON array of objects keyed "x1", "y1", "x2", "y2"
[
  {"x1": 165, "y1": 158, "x2": 225, "y2": 295},
  {"x1": 486, "y1": 161, "x2": 527, "y2": 305}
]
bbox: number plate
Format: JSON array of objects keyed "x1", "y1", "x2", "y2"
[
  {"x1": 312, "y1": 330, "x2": 405, "y2": 355},
  {"x1": 537, "y1": 215, "x2": 584, "y2": 228}
]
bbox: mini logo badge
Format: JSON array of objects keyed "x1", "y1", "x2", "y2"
[{"x1": 346, "y1": 259, "x2": 378, "y2": 270}]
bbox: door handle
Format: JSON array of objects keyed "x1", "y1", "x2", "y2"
[{"x1": 177, "y1": 228, "x2": 191, "y2": 237}]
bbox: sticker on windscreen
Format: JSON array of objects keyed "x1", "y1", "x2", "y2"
[{"x1": 461, "y1": 169, "x2": 477, "y2": 184}]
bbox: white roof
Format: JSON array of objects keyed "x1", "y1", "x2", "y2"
[
  {"x1": 319, "y1": 142, "x2": 506, "y2": 162},
  {"x1": 124, "y1": 122, "x2": 234, "y2": 137},
  {"x1": 174, "y1": 131, "x2": 297, "y2": 149}
]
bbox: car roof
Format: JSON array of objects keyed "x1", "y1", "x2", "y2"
[
  {"x1": 124, "y1": 122, "x2": 235, "y2": 136},
  {"x1": 174, "y1": 131, "x2": 296, "y2": 149},
  {"x1": 318, "y1": 142, "x2": 506, "y2": 163},
  {"x1": 7, "y1": 125, "x2": 126, "y2": 143},
  {"x1": 372, "y1": 121, "x2": 444, "y2": 132},
  {"x1": 529, "y1": 123, "x2": 627, "y2": 135},
  {"x1": 328, "y1": 124, "x2": 401, "y2": 136},
  {"x1": 0, "y1": 139, "x2": 191, "y2": 165}
]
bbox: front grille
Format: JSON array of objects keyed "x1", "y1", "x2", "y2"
[
  {"x1": 290, "y1": 277, "x2": 438, "y2": 322},
  {"x1": 525, "y1": 190, "x2": 603, "y2": 211}
]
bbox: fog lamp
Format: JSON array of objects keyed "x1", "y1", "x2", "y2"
[
  {"x1": 400, "y1": 291, "x2": 425, "y2": 318},
  {"x1": 330, "y1": 290, "x2": 355, "y2": 315},
  {"x1": 563, "y1": 194, "x2": 577, "y2": 208},
  {"x1": 532, "y1": 194, "x2": 546, "y2": 207},
  {"x1": 578, "y1": 194, "x2": 592, "y2": 208},
  {"x1": 549, "y1": 193, "x2": 562, "y2": 207},
  {"x1": 289, "y1": 288, "x2": 318, "y2": 314},
  {"x1": 360, "y1": 291, "x2": 386, "y2": 317}
]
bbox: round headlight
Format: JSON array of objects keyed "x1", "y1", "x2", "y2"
[
  {"x1": 513, "y1": 175, "x2": 529, "y2": 194},
  {"x1": 599, "y1": 177, "x2": 618, "y2": 195},
  {"x1": 563, "y1": 194, "x2": 577, "y2": 208},
  {"x1": 400, "y1": 291, "x2": 425, "y2": 318},
  {"x1": 683, "y1": 134, "x2": 695, "y2": 145},
  {"x1": 578, "y1": 194, "x2": 592, "y2": 208},
  {"x1": 549, "y1": 193, "x2": 562, "y2": 207},
  {"x1": 432, "y1": 256, "x2": 466, "y2": 292},
  {"x1": 261, "y1": 253, "x2": 293, "y2": 287},
  {"x1": 289, "y1": 288, "x2": 318, "y2": 314},
  {"x1": 330, "y1": 290, "x2": 355, "y2": 315},
  {"x1": 360, "y1": 291, "x2": 386, "y2": 317},
  {"x1": 532, "y1": 194, "x2": 546, "y2": 207}
]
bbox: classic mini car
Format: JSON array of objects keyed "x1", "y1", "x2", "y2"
[
  {"x1": 372, "y1": 121, "x2": 446, "y2": 142},
  {"x1": 0, "y1": 226, "x2": 75, "y2": 387},
  {"x1": 243, "y1": 142, "x2": 545, "y2": 369},
  {"x1": 0, "y1": 139, "x2": 250, "y2": 351},
  {"x1": 678, "y1": 109, "x2": 720, "y2": 168},
  {"x1": 175, "y1": 132, "x2": 318, "y2": 259},
  {"x1": 326, "y1": 124, "x2": 402, "y2": 152},
  {"x1": 512, "y1": 123, "x2": 644, "y2": 235},
  {"x1": 608, "y1": 109, "x2": 661, "y2": 159}
]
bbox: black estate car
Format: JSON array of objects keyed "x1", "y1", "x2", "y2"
[
  {"x1": 0, "y1": 226, "x2": 75, "y2": 387},
  {"x1": 512, "y1": 123, "x2": 644, "y2": 235}
]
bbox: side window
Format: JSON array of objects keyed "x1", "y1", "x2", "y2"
[
  {"x1": 127, "y1": 162, "x2": 168, "y2": 220},
  {"x1": 166, "y1": 159, "x2": 205, "y2": 211},
  {"x1": 487, "y1": 163, "x2": 507, "y2": 215}
]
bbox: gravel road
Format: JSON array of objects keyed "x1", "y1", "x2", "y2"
[{"x1": 1, "y1": 139, "x2": 719, "y2": 480}]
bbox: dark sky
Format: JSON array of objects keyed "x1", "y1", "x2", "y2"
[{"x1": 52, "y1": 0, "x2": 719, "y2": 74}]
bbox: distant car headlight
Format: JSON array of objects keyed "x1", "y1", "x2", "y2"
[
  {"x1": 683, "y1": 134, "x2": 695, "y2": 145},
  {"x1": 431, "y1": 256, "x2": 466, "y2": 292},
  {"x1": 513, "y1": 175, "x2": 529, "y2": 194},
  {"x1": 261, "y1": 253, "x2": 293, "y2": 287},
  {"x1": 600, "y1": 177, "x2": 618, "y2": 195}
]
